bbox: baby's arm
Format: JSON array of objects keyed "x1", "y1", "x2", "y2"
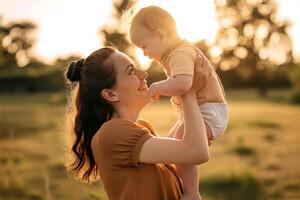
[{"x1": 149, "y1": 74, "x2": 193, "y2": 97}]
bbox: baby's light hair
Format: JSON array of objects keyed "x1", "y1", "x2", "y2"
[{"x1": 131, "y1": 6, "x2": 178, "y2": 37}]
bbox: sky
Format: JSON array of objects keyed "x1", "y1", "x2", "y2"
[{"x1": 1, "y1": 0, "x2": 300, "y2": 67}]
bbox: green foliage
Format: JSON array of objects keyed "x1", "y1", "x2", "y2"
[
  {"x1": 0, "y1": 19, "x2": 79, "y2": 93},
  {"x1": 0, "y1": 54, "x2": 82, "y2": 92},
  {"x1": 214, "y1": 0, "x2": 293, "y2": 95},
  {"x1": 0, "y1": 177, "x2": 26, "y2": 198},
  {"x1": 290, "y1": 90, "x2": 300, "y2": 104},
  {"x1": 248, "y1": 120, "x2": 281, "y2": 129},
  {"x1": 0, "y1": 90, "x2": 300, "y2": 199},
  {"x1": 288, "y1": 64, "x2": 300, "y2": 104},
  {"x1": 100, "y1": 0, "x2": 137, "y2": 61},
  {"x1": 233, "y1": 144, "x2": 256, "y2": 157},
  {"x1": 288, "y1": 63, "x2": 300, "y2": 87},
  {"x1": 266, "y1": 163, "x2": 281, "y2": 171},
  {"x1": 0, "y1": 69, "x2": 65, "y2": 92},
  {"x1": 201, "y1": 173, "x2": 264, "y2": 200},
  {"x1": 263, "y1": 132, "x2": 276, "y2": 142},
  {"x1": 0, "y1": 17, "x2": 36, "y2": 67},
  {"x1": 145, "y1": 61, "x2": 167, "y2": 85},
  {"x1": 49, "y1": 163, "x2": 67, "y2": 177},
  {"x1": 0, "y1": 2, "x2": 297, "y2": 93},
  {"x1": 0, "y1": 176, "x2": 43, "y2": 200}
]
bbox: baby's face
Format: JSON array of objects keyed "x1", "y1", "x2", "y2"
[{"x1": 130, "y1": 27, "x2": 166, "y2": 61}]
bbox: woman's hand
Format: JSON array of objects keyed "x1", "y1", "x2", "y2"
[{"x1": 191, "y1": 54, "x2": 212, "y2": 93}]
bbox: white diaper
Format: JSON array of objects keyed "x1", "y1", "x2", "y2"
[{"x1": 200, "y1": 102, "x2": 228, "y2": 140}]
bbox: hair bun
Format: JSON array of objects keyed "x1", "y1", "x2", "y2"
[{"x1": 66, "y1": 59, "x2": 85, "y2": 82}]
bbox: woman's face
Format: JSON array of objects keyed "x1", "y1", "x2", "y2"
[{"x1": 110, "y1": 51, "x2": 151, "y2": 110}]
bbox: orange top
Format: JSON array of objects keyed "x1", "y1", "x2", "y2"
[
  {"x1": 160, "y1": 40, "x2": 226, "y2": 105},
  {"x1": 91, "y1": 118, "x2": 183, "y2": 200}
]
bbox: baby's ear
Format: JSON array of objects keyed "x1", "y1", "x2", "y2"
[{"x1": 155, "y1": 29, "x2": 167, "y2": 41}]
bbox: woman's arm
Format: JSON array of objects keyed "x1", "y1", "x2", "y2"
[
  {"x1": 167, "y1": 119, "x2": 182, "y2": 138},
  {"x1": 140, "y1": 60, "x2": 211, "y2": 163},
  {"x1": 138, "y1": 55, "x2": 210, "y2": 165},
  {"x1": 138, "y1": 91, "x2": 209, "y2": 164}
]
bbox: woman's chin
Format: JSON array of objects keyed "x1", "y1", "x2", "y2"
[
  {"x1": 137, "y1": 87, "x2": 148, "y2": 95},
  {"x1": 140, "y1": 98, "x2": 152, "y2": 111},
  {"x1": 143, "y1": 94, "x2": 152, "y2": 105},
  {"x1": 137, "y1": 89, "x2": 152, "y2": 104}
]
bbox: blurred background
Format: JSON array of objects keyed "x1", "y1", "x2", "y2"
[{"x1": 0, "y1": 0, "x2": 299, "y2": 199}]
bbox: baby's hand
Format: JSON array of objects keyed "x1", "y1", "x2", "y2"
[{"x1": 148, "y1": 83, "x2": 160, "y2": 102}]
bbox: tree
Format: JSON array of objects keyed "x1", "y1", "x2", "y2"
[
  {"x1": 214, "y1": 0, "x2": 293, "y2": 96},
  {"x1": 145, "y1": 60, "x2": 166, "y2": 85},
  {"x1": 194, "y1": 39, "x2": 212, "y2": 61},
  {"x1": 100, "y1": 0, "x2": 137, "y2": 61},
  {"x1": 0, "y1": 17, "x2": 36, "y2": 68},
  {"x1": 288, "y1": 62, "x2": 300, "y2": 104}
]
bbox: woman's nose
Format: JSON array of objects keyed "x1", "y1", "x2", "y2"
[{"x1": 137, "y1": 69, "x2": 148, "y2": 80}]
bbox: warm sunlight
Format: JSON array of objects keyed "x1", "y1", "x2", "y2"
[
  {"x1": 1, "y1": 1, "x2": 300, "y2": 200},
  {"x1": 0, "y1": 0, "x2": 299, "y2": 66},
  {"x1": 35, "y1": 0, "x2": 112, "y2": 63}
]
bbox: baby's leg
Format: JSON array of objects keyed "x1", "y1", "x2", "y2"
[
  {"x1": 205, "y1": 122, "x2": 214, "y2": 145},
  {"x1": 173, "y1": 122, "x2": 202, "y2": 200}
]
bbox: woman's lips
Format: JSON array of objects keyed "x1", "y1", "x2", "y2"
[{"x1": 138, "y1": 85, "x2": 148, "y2": 91}]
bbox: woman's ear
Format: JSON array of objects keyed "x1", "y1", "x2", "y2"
[
  {"x1": 101, "y1": 89, "x2": 119, "y2": 102},
  {"x1": 155, "y1": 29, "x2": 167, "y2": 42}
]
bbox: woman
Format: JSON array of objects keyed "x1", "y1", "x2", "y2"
[{"x1": 65, "y1": 47, "x2": 210, "y2": 200}]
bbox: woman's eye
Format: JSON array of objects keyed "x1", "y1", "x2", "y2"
[{"x1": 129, "y1": 68, "x2": 135, "y2": 75}]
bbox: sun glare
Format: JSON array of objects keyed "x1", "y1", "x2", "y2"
[
  {"x1": 1, "y1": 0, "x2": 299, "y2": 63},
  {"x1": 32, "y1": 0, "x2": 111, "y2": 63},
  {"x1": 135, "y1": 48, "x2": 151, "y2": 69},
  {"x1": 136, "y1": 0, "x2": 217, "y2": 43}
]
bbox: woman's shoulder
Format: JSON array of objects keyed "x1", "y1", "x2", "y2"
[
  {"x1": 99, "y1": 118, "x2": 136, "y2": 136},
  {"x1": 92, "y1": 118, "x2": 154, "y2": 168},
  {"x1": 101, "y1": 118, "x2": 154, "y2": 131},
  {"x1": 137, "y1": 118, "x2": 157, "y2": 136},
  {"x1": 97, "y1": 118, "x2": 153, "y2": 141},
  {"x1": 102, "y1": 118, "x2": 134, "y2": 128}
]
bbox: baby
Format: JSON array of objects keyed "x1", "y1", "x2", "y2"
[{"x1": 130, "y1": 6, "x2": 228, "y2": 200}]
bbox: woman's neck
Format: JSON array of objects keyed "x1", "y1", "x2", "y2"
[{"x1": 112, "y1": 106, "x2": 140, "y2": 122}]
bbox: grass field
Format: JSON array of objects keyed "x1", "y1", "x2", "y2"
[{"x1": 0, "y1": 89, "x2": 299, "y2": 200}]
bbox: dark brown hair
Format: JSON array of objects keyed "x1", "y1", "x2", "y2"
[{"x1": 65, "y1": 47, "x2": 117, "y2": 182}]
